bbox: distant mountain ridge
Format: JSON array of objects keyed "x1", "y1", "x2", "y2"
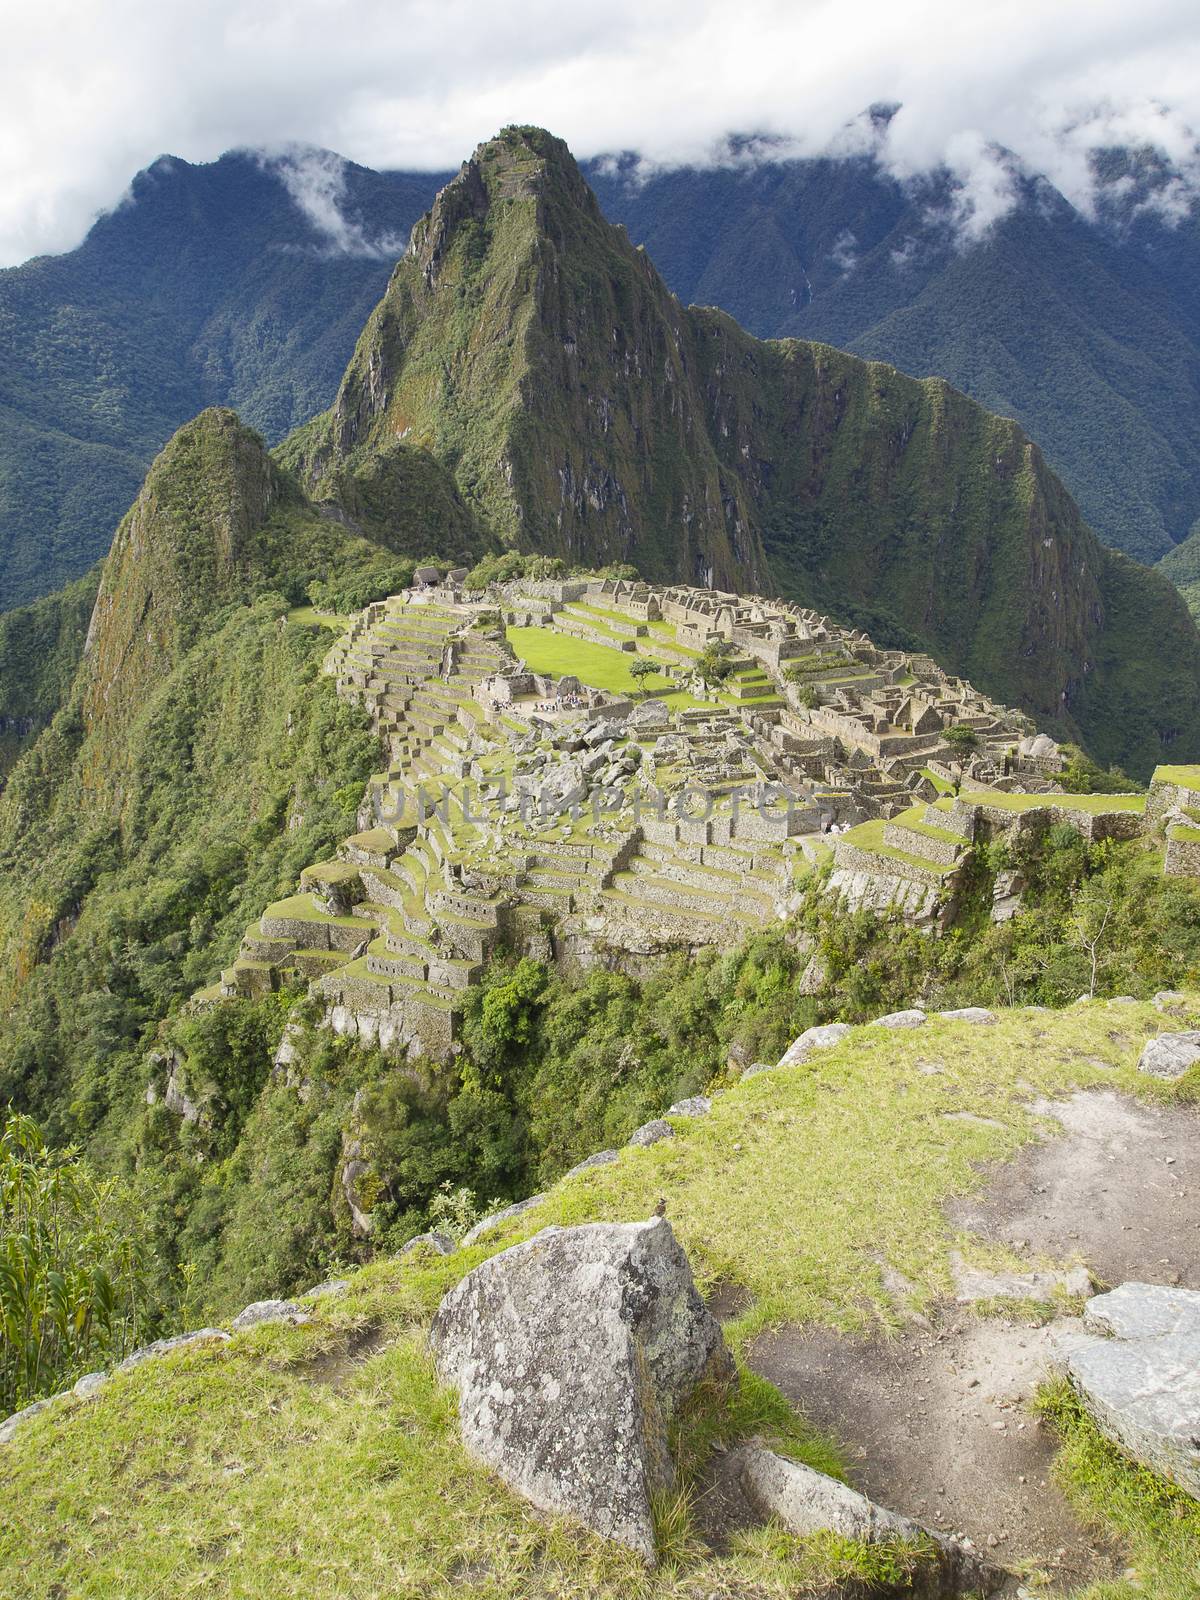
[
  {"x1": 586, "y1": 151, "x2": 1200, "y2": 569},
  {"x1": 6, "y1": 135, "x2": 1200, "y2": 610},
  {"x1": 0, "y1": 150, "x2": 448, "y2": 607}
]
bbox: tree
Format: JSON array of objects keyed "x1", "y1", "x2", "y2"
[
  {"x1": 1059, "y1": 745, "x2": 1141, "y2": 795},
  {"x1": 696, "y1": 641, "x2": 734, "y2": 688},
  {"x1": 1068, "y1": 874, "x2": 1118, "y2": 999},
  {"x1": 628, "y1": 658, "x2": 661, "y2": 697},
  {"x1": 942, "y1": 724, "x2": 980, "y2": 755}
]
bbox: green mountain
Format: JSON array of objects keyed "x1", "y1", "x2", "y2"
[
  {"x1": 1158, "y1": 523, "x2": 1200, "y2": 618},
  {"x1": 0, "y1": 409, "x2": 395, "y2": 1134},
  {"x1": 7, "y1": 137, "x2": 1200, "y2": 614},
  {"x1": 0, "y1": 151, "x2": 446, "y2": 608},
  {"x1": 286, "y1": 126, "x2": 1200, "y2": 778},
  {"x1": 588, "y1": 151, "x2": 1200, "y2": 571},
  {"x1": 1, "y1": 295, "x2": 1199, "y2": 1486}
]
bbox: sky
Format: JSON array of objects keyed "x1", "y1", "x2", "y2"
[{"x1": 2, "y1": 0, "x2": 1199, "y2": 266}]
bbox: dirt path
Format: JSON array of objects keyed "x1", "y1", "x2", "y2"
[
  {"x1": 749, "y1": 1318, "x2": 1117, "y2": 1591},
  {"x1": 741, "y1": 1089, "x2": 1200, "y2": 1593},
  {"x1": 949, "y1": 1088, "x2": 1200, "y2": 1292}
]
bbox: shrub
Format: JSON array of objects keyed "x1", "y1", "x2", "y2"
[{"x1": 0, "y1": 1114, "x2": 155, "y2": 1413}]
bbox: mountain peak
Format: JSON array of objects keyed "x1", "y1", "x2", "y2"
[
  {"x1": 83, "y1": 409, "x2": 288, "y2": 738},
  {"x1": 282, "y1": 128, "x2": 1200, "y2": 772},
  {"x1": 407, "y1": 124, "x2": 599, "y2": 282}
]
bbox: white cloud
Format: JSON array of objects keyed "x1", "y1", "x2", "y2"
[
  {"x1": 828, "y1": 229, "x2": 859, "y2": 275},
  {"x1": 264, "y1": 146, "x2": 406, "y2": 256},
  {"x1": 2, "y1": 0, "x2": 1200, "y2": 265}
]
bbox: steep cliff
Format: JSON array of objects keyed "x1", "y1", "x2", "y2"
[{"x1": 287, "y1": 126, "x2": 1200, "y2": 775}]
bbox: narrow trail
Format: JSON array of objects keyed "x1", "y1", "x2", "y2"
[{"x1": 734, "y1": 1088, "x2": 1200, "y2": 1591}]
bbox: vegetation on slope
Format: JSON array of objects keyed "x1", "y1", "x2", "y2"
[
  {"x1": 0, "y1": 151, "x2": 446, "y2": 608},
  {"x1": 1157, "y1": 521, "x2": 1200, "y2": 621},
  {"x1": 283, "y1": 126, "x2": 1200, "y2": 777},
  {"x1": 2, "y1": 995, "x2": 1198, "y2": 1599},
  {"x1": 0, "y1": 567, "x2": 99, "y2": 787}
]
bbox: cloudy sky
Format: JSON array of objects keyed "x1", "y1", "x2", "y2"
[{"x1": 2, "y1": 0, "x2": 1199, "y2": 266}]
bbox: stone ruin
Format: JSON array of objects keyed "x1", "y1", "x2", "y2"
[{"x1": 175, "y1": 576, "x2": 1192, "y2": 1069}]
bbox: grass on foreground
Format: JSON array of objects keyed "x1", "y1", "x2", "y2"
[
  {"x1": 1036, "y1": 1379, "x2": 1200, "y2": 1600},
  {"x1": 3, "y1": 1000, "x2": 1198, "y2": 1598}
]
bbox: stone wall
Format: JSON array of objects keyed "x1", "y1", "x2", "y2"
[
  {"x1": 831, "y1": 839, "x2": 950, "y2": 887},
  {"x1": 260, "y1": 913, "x2": 365, "y2": 953},
  {"x1": 326, "y1": 994, "x2": 457, "y2": 1057},
  {"x1": 1146, "y1": 775, "x2": 1200, "y2": 829},
  {"x1": 1165, "y1": 831, "x2": 1200, "y2": 878},
  {"x1": 882, "y1": 821, "x2": 962, "y2": 866}
]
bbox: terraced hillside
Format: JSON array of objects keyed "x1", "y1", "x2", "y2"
[
  {"x1": 201, "y1": 571, "x2": 1170, "y2": 1060},
  {"x1": 212, "y1": 590, "x2": 804, "y2": 1056}
]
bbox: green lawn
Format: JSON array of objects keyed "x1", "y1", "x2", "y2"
[
  {"x1": 1153, "y1": 765, "x2": 1200, "y2": 793},
  {"x1": 507, "y1": 627, "x2": 705, "y2": 708},
  {"x1": 285, "y1": 606, "x2": 348, "y2": 632}
]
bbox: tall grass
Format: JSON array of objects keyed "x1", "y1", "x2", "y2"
[{"x1": 0, "y1": 1113, "x2": 153, "y2": 1413}]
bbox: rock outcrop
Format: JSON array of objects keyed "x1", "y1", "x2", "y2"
[
  {"x1": 776, "y1": 1022, "x2": 852, "y2": 1069},
  {"x1": 1136, "y1": 1032, "x2": 1200, "y2": 1080},
  {"x1": 429, "y1": 1218, "x2": 733, "y2": 1559},
  {"x1": 1055, "y1": 1282, "x2": 1200, "y2": 1498},
  {"x1": 230, "y1": 1299, "x2": 310, "y2": 1330},
  {"x1": 736, "y1": 1445, "x2": 1001, "y2": 1597}
]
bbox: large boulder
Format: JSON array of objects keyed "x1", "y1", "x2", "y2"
[
  {"x1": 429, "y1": 1218, "x2": 733, "y2": 1559},
  {"x1": 628, "y1": 1118, "x2": 674, "y2": 1147},
  {"x1": 871, "y1": 1008, "x2": 927, "y2": 1029},
  {"x1": 231, "y1": 1298, "x2": 310, "y2": 1331},
  {"x1": 776, "y1": 1022, "x2": 852, "y2": 1069},
  {"x1": 1054, "y1": 1283, "x2": 1200, "y2": 1498}
]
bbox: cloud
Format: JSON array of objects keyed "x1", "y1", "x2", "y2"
[
  {"x1": 2, "y1": 0, "x2": 1200, "y2": 265},
  {"x1": 263, "y1": 146, "x2": 406, "y2": 256},
  {"x1": 828, "y1": 229, "x2": 859, "y2": 275}
]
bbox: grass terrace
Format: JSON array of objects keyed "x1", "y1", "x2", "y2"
[
  {"x1": 888, "y1": 803, "x2": 964, "y2": 845},
  {"x1": 263, "y1": 893, "x2": 376, "y2": 929},
  {"x1": 934, "y1": 791, "x2": 1146, "y2": 815},
  {"x1": 507, "y1": 626, "x2": 707, "y2": 709},
  {"x1": 285, "y1": 606, "x2": 348, "y2": 632},
  {"x1": 920, "y1": 767, "x2": 956, "y2": 795},
  {"x1": 838, "y1": 818, "x2": 959, "y2": 876},
  {"x1": 1153, "y1": 765, "x2": 1200, "y2": 793}
]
